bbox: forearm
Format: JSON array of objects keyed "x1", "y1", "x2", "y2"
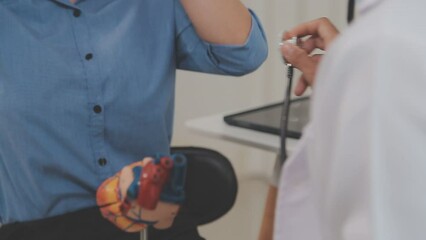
[{"x1": 180, "y1": 0, "x2": 252, "y2": 45}]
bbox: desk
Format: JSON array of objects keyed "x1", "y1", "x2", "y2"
[
  {"x1": 186, "y1": 112, "x2": 300, "y2": 240},
  {"x1": 185, "y1": 113, "x2": 299, "y2": 153}
]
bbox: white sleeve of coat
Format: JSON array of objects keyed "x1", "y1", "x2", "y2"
[{"x1": 309, "y1": 33, "x2": 426, "y2": 240}]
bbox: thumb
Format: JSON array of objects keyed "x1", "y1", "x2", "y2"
[{"x1": 294, "y1": 76, "x2": 309, "y2": 96}]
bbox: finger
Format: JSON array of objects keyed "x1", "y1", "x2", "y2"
[
  {"x1": 295, "y1": 54, "x2": 322, "y2": 90},
  {"x1": 286, "y1": 17, "x2": 339, "y2": 48},
  {"x1": 282, "y1": 34, "x2": 325, "y2": 55},
  {"x1": 281, "y1": 43, "x2": 317, "y2": 82},
  {"x1": 281, "y1": 31, "x2": 304, "y2": 45},
  {"x1": 300, "y1": 37, "x2": 326, "y2": 53},
  {"x1": 310, "y1": 54, "x2": 323, "y2": 62},
  {"x1": 282, "y1": 31, "x2": 293, "y2": 41},
  {"x1": 294, "y1": 76, "x2": 309, "y2": 96}
]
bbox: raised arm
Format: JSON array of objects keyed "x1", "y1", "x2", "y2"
[
  {"x1": 180, "y1": 0, "x2": 252, "y2": 45},
  {"x1": 175, "y1": 0, "x2": 268, "y2": 76}
]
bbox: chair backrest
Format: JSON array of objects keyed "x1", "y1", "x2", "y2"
[
  {"x1": 148, "y1": 147, "x2": 238, "y2": 240},
  {"x1": 172, "y1": 147, "x2": 238, "y2": 225}
]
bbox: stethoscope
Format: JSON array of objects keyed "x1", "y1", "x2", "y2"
[
  {"x1": 279, "y1": 37, "x2": 296, "y2": 164},
  {"x1": 279, "y1": 0, "x2": 356, "y2": 165}
]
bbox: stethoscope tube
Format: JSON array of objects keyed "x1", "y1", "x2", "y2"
[
  {"x1": 348, "y1": 0, "x2": 356, "y2": 23},
  {"x1": 279, "y1": 66, "x2": 294, "y2": 165}
]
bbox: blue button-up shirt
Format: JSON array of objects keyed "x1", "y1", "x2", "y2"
[{"x1": 0, "y1": 0, "x2": 267, "y2": 224}]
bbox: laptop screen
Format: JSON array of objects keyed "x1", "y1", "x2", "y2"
[{"x1": 223, "y1": 97, "x2": 310, "y2": 139}]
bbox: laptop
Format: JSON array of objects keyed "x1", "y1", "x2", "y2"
[{"x1": 223, "y1": 97, "x2": 310, "y2": 139}]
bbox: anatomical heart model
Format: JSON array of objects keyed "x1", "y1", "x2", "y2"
[{"x1": 96, "y1": 154, "x2": 187, "y2": 232}]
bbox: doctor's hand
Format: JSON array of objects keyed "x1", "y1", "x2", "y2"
[{"x1": 281, "y1": 17, "x2": 339, "y2": 96}]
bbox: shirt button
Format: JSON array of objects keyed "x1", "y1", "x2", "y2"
[
  {"x1": 93, "y1": 105, "x2": 102, "y2": 113},
  {"x1": 73, "y1": 9, "x2": 81, "y2": 17},
  {"x1": 85, "y1": 53, "x2": 93, "y2": 61},
  {"x1": 98, "y1": 158, "x2": 107, "y2": 166}
]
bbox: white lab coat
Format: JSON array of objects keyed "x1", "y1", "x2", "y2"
[{"x1": 274, "y1": 0, "x2": 426, "y2": 239}]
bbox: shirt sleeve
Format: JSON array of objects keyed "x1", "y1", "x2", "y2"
[
  {"x1": 310, "y1": 33, "x2": 426, "y2": 240},
  {"x1": 174, "y1": 1, "x2": 268, "y2": 76}
]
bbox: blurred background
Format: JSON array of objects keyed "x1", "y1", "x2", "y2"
[{"x1": 172, "y1": 0, "x2": 347, "y2": 239}]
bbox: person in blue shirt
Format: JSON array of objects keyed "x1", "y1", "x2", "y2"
[{"x1": 0, "y1": 0, "x2": 268, "y2": 239}]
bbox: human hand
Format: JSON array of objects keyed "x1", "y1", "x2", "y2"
[{"x1": 280, "y1": 17, "x2": 339, "y2": 95}]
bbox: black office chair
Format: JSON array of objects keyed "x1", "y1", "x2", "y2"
[{"x1": 148, "y1": 147, "x2": 238, "y2": 240}]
